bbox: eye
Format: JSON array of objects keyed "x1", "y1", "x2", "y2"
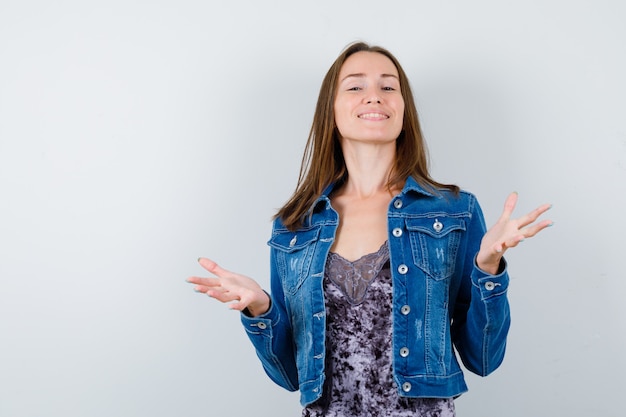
[
  {"x1": 382, "y1": 86, "x2": 396, "y2": 91},
  {"x1": 347, "y1": 86, "x2": 362, "y2": 91}
]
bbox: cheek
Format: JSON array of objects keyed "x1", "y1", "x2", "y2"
[
  {"x1": 333, "y1": 104, "x2": 352, "y2": 127},
  {"x1": 397, "y1": 99, "x2": 405, "y2": 114},
  {"x1": 396, "y1": 103, "x2": 405, "y2": 125}
]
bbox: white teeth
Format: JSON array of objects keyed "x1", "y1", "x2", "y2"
[{"x1": 359, "y1": 113, "x2": 388, "y2": 119}]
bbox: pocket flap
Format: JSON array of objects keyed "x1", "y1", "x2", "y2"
[
  {"x1": 268, "y1": 226, "x2": 321, "y2": 252},
  {"x1": 405, "y1": 216, "x2": 466, "y2": 238}
]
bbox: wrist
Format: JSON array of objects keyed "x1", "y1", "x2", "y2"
[
  {"x1": 476, "y1": 252, "x2": 502, "y2": 275},
  {"x1": 477, "y1": 259, "x2": 504, "y2": 275},
  {"x1": 245, "y1": 291, "x2": 271, "y2": 317}
]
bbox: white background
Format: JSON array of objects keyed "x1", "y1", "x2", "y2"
[{"x1": 1, "y1": 1, "x2": 624, "y2": 416}]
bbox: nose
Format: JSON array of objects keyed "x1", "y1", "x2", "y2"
[{"x1": 365, "y1": 95, "x2": 381, "y2": 104}]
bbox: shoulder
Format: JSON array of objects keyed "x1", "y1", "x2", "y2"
[
  {"x1": 271, "y1": 216, "x2": 288, "y2": 233},
  {"x1": 399, "y1": 185, "x2": 478, "y2": 214}
]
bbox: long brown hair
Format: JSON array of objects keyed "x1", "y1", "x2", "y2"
[{"x1": 276, "y1": 42, "x2": 459, "y2": 230}]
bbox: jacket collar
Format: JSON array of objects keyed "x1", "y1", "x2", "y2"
[
  {"x1": 400, "y1": 176, "x2": 436, "y2": 197},
  {"x1": 311, "y1": 176, "x2": 435, "y2": 211}
]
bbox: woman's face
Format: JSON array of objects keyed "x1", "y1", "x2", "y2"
[{"x1": 334, "y1": 51, "x2": 405, "y2": 145}]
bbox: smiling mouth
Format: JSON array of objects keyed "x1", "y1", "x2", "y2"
[{"x1": 358, "y1": 112, "x2": 389, "y2": 119}]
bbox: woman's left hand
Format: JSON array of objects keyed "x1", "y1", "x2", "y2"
[{"x1": 476, "y1": 192, "x2": 553, "y2": 274}]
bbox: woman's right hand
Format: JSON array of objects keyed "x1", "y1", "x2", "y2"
[{"x1": 187, "y1": 257, "x2": 271, "y2": 317}]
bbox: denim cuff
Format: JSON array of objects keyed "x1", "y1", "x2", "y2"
[
  {"x1": 472, "y1": 256, "x2": 509, "y2": 300},
  {"x1": 240, "y1": 291, "x2": 278, "y2": 332}
]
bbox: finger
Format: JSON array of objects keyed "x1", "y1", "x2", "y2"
[
  {"x1": 228, "y1": 292, "x2": 253, "y2": 311},
  {"x1": 493, "y1": 238, "x2": 516, "y2": 255},
  {"x1": 197, "y1": 257, "x2": 231, "y2": 278},
  {"x1": 228, "y1": 301, "x2": 249, "y2": 312},
  {"x1": 192, "y1": 283, "x2": 228, "y2": 294},
  {"x1": 187, "y1": 276, "x2": 221, "y2": 287},
  {"x1": 520, "y1": 219, "x2": 554, "y2": 239},
  {"x1": 516, "y1": 203, "x2": 552, "y2": 228},
  {"x1": 207, "y1": 289, "x2": 240, "y2": 304},
  {"x1": 494, "y1": 242, "x2": 504, "y2": 254},
  {"x1": 495, "y1": 232, "x2": 526, "y2": 253},
  {"x1": 505, "y1": 234, "x2": 526, "y2": 249},
  {"x1": 499, "y1": 192, "x2": 519, "y2": 221}
]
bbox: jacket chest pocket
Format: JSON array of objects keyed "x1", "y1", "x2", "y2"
[
  {"x1": 269, "y1": 226, "x2": 321, "y2": 294},
  {"x1": 406, "y1": 215, "x2": 467, "y2": 280}
]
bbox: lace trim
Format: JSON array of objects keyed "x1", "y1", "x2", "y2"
[{"x1": 326, "y1": 242, "x2": 390, "y2": 305}]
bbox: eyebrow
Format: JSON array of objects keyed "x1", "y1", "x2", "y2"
[{"x1": 340, "y1": 73, "x2": 399, "y2": 83}]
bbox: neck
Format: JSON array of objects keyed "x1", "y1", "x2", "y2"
[{"x1": 338, "y1": 140, "x2": 397, "y2": 198}]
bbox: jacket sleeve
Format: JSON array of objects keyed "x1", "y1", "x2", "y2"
[
  {"x1": 240, "y1": 247, "x2": 299, "y2": 391},
  {"x1": 451, "y1": 195, "x2": 511, "y2": 376}
]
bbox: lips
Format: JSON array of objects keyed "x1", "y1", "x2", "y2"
[{"x1": 358, "y1": 112, "x2": 389, "y2": 120}]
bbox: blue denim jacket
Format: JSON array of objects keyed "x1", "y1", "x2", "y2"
[{"x1": 241, "y1": 177, "x2": 510, "y2": 406}]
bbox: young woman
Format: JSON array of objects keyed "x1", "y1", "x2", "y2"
[{"x1": 188, "y1": 42, "x2": 552, "y2": 416}]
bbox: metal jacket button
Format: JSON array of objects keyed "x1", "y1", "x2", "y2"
[
  {"x1": 394, "y1": 199, "x2": 403, "y2": 209},
  {"x1": 401, "y1": 305, "x2": 411, "y2": 315},
  {"x1": 433, "y1": 219, "x2": 443, "y2": 232},
  {"x1": 485, "y1": 281, "x2": 496, "y2": 291},
  {"x1": 400, "y1": 347, "x2": 410, "y2": 357},
  {"x1": 256, "y1": 322, "x2": 267, "y2": 329},
  {"x1": 397, "y1": 264, "x2": 408, "y2": 274},
  {"x1": 402, "y1": 382, "x2": 412, "y2": 392},
  {"x1": 392, "y1": 227, "x2": 403, "y2": 237}
]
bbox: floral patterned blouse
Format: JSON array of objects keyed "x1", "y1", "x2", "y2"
[{"x1": 302, "y1": 243, "x2": 456, "y2": 417}]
